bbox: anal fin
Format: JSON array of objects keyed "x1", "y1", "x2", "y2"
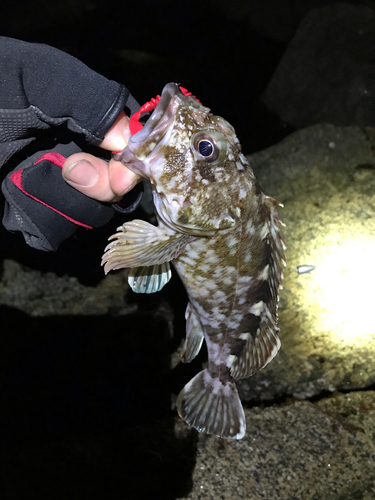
[
  {"x1": 128, "y1": 263, "x2": 172, "y2": 293},
  {"x1": 176, "y1": 369, "x2": 246, "y2": 439},
  {"x1": 181, "y1": 302, "x2": 204, "y2": 363}
]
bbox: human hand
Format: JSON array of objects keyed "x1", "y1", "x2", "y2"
[
  {"x1": 1, "y1": 36, "x2": 144, "y2": 251},
  {"x1": 62, "y1": 111, "x2": 141, "y2": 203}
]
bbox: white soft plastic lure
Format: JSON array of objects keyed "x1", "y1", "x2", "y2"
[{"x1": 102, "y1": 83, "x2": 286, "y2": 439}]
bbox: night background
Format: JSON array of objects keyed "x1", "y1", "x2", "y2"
[{"x1": 1, "y1": 1, "x2": 375, "y2": 499}]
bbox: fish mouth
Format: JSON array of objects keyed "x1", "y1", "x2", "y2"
[
  {"x1": 128, "y1": 82, "x2": 183, "y2": 147},
  {"x1": 113, "y1": 83, "x2": 184, "y2": 175}
]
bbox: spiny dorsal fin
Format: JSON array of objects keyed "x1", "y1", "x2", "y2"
[
  {"x1": 230, "y1": 195, "x2": 285, "y2": 379},
  {"x1": 263, "y1": 195, "x2": 286, "y2": 307}
]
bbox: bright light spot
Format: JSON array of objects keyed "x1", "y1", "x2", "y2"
[{"x1": 311, "y1": 236, "x2": 375, "y2": 344}]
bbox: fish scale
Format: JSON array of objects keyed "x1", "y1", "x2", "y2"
[{"x1": 102, "y1": 83, "x2": 286, "y2": 439}]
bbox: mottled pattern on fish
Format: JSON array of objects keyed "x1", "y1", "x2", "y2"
[{"x1": 102, "y1": 83, "x2": 286, "y2": 439}]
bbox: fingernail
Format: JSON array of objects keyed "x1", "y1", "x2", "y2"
[
  {"x1": 65, "y1": 161, "x2": 98, "y2": 187},
  {"x1": 111, "y1": 135, "x2": 127, "y2": 151}
]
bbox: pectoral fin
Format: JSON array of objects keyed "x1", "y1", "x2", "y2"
[
  {"x1": 128, "y1": 263, "x2": 172, "y2": 293},
  {"x1": 181, "y1": 302, "x2": 204, "y2": 363},
  {"x1": 102, "y1": 219, "x2": 191, "y2": 274}
]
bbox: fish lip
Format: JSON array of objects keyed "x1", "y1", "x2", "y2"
[
  {"x1": 113, "y1": 83, "x2": 183, "y2": 179},
  {"x1": 129, "y1": 83, "x2": 182, "y2": 145}
]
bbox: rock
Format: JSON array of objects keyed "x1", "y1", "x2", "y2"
[
  {"x1": 239, "y1": 123, "x2": 375, "y2": 402},
  {"x1": 215, "y1": 0, "x2": 375, "y2": 41},
  {"x1": 0, "y1": 259, "x2": 136, "y2": 317},
  {"x1": 182, "y1": 391, "x2": 375, "y2": 499},
  {"x1": 262, "y1": 4, "x2": 375, "y2": 128}
]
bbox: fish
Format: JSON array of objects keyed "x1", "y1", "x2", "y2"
[{"x1": 102, "y1": 83, "x2": 286, "y2": 439}]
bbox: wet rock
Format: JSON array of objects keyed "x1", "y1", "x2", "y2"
[
  {"x1": 239, "y1": 123, "x2": 375, "y2": 402},
  {"x1": 262, "y1": 4, "x2": 375, "y2": 128},
  {"x1": 181, "y1": 391, "x2": 375, "y2": 499}
]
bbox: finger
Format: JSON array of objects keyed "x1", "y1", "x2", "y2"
[
  {"x1": 108, "y1": 157, "x2": 141, "y2": 197},
  {"x1": 98, "y1": 111, "x2": 130, "y2": 151},
  {"x1": 62, "y1": 153, "x2": 122, "y2": 202}
]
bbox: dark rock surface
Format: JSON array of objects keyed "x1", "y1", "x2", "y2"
[
  {"x1": 262, "y1": 4, "x2": 375, "y2": 129},
  {"x1": 183, "y1": 391, "x2": 375, "y2": 499}
]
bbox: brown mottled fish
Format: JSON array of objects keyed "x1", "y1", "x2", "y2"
[{"x1": 102, "y1": 83, "x2": 286, "y2": 439}]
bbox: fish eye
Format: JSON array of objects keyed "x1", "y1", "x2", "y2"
[
  {"x1": 198, "y1": 140, "x2": 214, "y2": 157},
  {"x1": 192, "y1": 130, "x2": 226, "y2": 163}
]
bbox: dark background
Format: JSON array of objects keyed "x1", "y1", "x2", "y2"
[{"x1": 0, "y1": 0, "x2": 295, "y2": 155}]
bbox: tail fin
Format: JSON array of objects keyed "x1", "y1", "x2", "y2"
[{"x1": 176, "y1": 369, "x2": 246, "y2": 439}]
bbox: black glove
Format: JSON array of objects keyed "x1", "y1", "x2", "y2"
[{"x1": 0, "y1": 36, "x2": 141, "y2": 251}]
